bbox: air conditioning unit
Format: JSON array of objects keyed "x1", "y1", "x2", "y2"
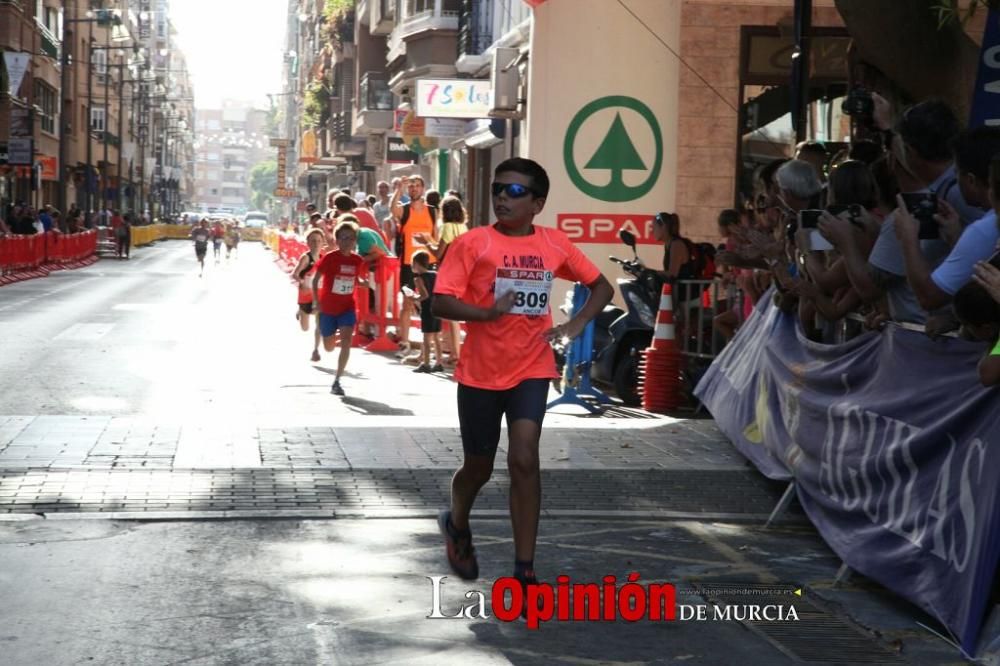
[{"x1": 490, "y1": 47, "x2": 520, "y2": 113}]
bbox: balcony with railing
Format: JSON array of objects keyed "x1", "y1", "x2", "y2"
[
  {"x1": 36, "y1": 18, "x2": 60, "y2": 60},
  {"x1": 355, "y1": 71, "x2": 394, "y2": 134},
  {"x1": 386, "y1": 0, "x2": 461, "y2": 64},
  {"x1": 456, "y1": 0, "x2": 492, "y2": 73}
]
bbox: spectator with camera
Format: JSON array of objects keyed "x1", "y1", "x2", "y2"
[
  {"x1": 794, "y1": 160, "x2": 884, "y2": 334},
  {"x1": 823, "y1": 99, "x2": 984, "y2": 325},
  {"x1": 893, "y1": 127, "x2": 1000, "y2": 316}
]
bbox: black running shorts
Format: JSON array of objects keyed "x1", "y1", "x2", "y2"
[{"x1": 456, "y1": 378, "x2": 549, "y2": 457}]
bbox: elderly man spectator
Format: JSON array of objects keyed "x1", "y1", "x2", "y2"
[{"x1": 775, "y1": 159, "x2": 824, "y2": 214}]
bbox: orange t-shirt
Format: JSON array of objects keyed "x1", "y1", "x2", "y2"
[
  {"x1": 401, "y1": 204, "x2": 435, "y2": 265},
  {"x1": 434, "y1": 224, "x2": 601, "y2": 390}
]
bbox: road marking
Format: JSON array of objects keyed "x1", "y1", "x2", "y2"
[{"x1": 54, "y1": 323, "x2": 116, "y2": 341}]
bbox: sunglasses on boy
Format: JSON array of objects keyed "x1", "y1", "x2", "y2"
[{"x1": 491, "y1": 182, "x2": 538, "y2": 199}]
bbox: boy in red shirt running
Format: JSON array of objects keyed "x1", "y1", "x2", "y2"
[
  {"x1": 312, "y1": 220, "x2": 369, "y2": 396},
  {"x1": 432, "y1": 158, "x2": 614, "y2": 591}
]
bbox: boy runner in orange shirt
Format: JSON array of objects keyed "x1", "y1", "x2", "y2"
[{"x1": 432, "y1": 158, "x2": 614, "y2": 591}]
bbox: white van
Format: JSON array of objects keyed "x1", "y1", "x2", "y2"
[{"x1": 243, "y1": 211, "x2": 268, "y2": 228}]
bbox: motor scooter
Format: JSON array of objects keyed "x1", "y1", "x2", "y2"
[{"x1": 551, "y1": 230, "x2": 662, "y2": 405}]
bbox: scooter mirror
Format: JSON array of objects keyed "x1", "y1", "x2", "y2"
[{"x1": 619, "y1": 229, "x2": 637, "y2": 249}]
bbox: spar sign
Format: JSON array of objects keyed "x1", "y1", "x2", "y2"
[
  {"x1": 557, "y1": 213, "x2": 658, "y2": 244},
  {"x1": 554, "y1": 96, "x2": 664, "y2": 243}
]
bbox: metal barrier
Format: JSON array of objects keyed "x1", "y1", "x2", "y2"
[{"x1": 673, "y1": 279, "x2": 727, "y2": 361}]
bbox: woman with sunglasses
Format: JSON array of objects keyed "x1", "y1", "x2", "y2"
[{"x1": 431, "y1": 158, "x2": 614, "y2": 601}]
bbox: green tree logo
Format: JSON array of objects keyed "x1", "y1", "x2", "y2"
[
  {"x1": 564, "y1": 96, "x2": 663, "y2": 202},
  {"x1": 584, "y1": 112, "x2": 647, "y2": 191}
]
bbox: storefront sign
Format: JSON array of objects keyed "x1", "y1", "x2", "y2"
[
  {"x1": 556, "y1": 213, "x2": 657, "y2": 244},
  {"x1": 386, "y1": 137, "x2": 417, "y2": 164},
  {"x1": 7, "y1": 138, "x2": 33, "y2": 166},
  {"x1": 425, "y1": 118, "x2": 468, "y2": 140},
  {"x1": 526, "y1": 0, "x2": 679, "y2": 311},
  {"x1": 9, "y1": 107, "x2": 32, "y2": 137},
  {"x1": 365, "y1": 133, "x2": 385, "y2": 166},
  {"x1": 37, "y1": 155, "x2": 58, "y2": 180},
  {"x1": 299, "y1": 129, "x2": 318, "y2": 164},
  {"x1": 415, "y1": 79, "x2": 492, "y2": 119},
  {"x1": 3, "y1": 53, "x2": 30, "y2": 97}
]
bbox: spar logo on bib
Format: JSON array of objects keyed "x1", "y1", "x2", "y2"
[{"x1": 496, "y1": 268, "x2": 553, "y2": 316}]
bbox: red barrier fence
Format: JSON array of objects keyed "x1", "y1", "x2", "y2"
[{"x1": 0, "y1": 231, "x2": 98, "y2": 285}]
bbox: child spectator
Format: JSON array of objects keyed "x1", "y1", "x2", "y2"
[
  {"x1": 410, "y1": 250, "x2": 444, "y2": 373},
  {"x1": 952, "y1": 280, "x2": 1000, "y2": 386}
]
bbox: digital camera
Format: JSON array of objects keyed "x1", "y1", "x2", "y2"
[
  {"x1": 841, "y1": 87, "x2": 875, "y2": 125},
  {"x1": 797, "y1": 210, "x2": 833, "y2": 251},
  {"x1": 899, "y1": 192, "x2": 939, "y2": 240},
  {"x1": 826, "y1": 203, "x2": 865, "y2": 228}
]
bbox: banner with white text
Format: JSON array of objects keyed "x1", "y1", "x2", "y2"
[{"x1": 695, "y1": 294, "x2": 1000, "y2": 654}]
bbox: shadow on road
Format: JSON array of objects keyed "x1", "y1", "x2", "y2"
[{"x1": 340, "y1": 396, "x2": 414, "y2": 416}]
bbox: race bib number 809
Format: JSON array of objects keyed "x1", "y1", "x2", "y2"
[{"x1": 495, "y1": 268, "x2": 553, "y2": 316}]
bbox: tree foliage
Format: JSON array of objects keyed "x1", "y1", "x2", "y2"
[
  {"x1": 324, "y1": 0, "x2": 355, "y2": 47},
  {"x1": 932, "y1": 0, "x2": 1000, "y2": 27},
  {"x1": 302, "y1": 79, "x2": 331, "y2": 129},
  {"x1": 248, "y1": 160, "x2": 277, "y2": 212}
]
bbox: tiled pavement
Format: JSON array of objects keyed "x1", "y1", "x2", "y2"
[
  {"x1": 0, "y1": 415, "x2": 747, "y2": 470},
  {"x1": 0, "y1": 415, "x2": 788, "y2": 519},
  {"x1": 0, "y1": 468, "x2": 787, "y2": 518}
]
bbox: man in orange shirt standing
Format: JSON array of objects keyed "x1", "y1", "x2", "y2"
[
  {"x1": 390, "y1": 176, "x2": 438, "y2": 354},
  {"x1": 432, "y1": 158, "x2": 613, "y2": 593}
]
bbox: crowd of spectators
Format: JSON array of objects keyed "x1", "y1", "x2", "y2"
[
  {"x1": 288, "y1": 179, "x2": 470, "y2": 368},
  {"x1": 0, "y1": 203, "x2": 150, "y2": 237},
  {"x1": 708, "y1": 93, "x2": 1000, "y2": 386}
]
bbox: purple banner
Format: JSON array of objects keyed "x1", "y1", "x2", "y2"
[{"x1": 695, "y1": 293, "x2": 1000, "y2": 655}]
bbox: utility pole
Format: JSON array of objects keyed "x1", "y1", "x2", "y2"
[
  {"x1": 84, "y1": 20, "x2": 93, "y2": 218},
  {"x1": 57, "y1": 0, "x2": 74, "y2": 215},
  {"x1": 101, "y1": 25, "x2": 110, "y2": 215},
  {"x1": 116, "y1": 68, "x2": 126, "y2": 210}
]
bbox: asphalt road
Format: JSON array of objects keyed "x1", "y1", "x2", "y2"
[
  {"x1": 0, "y1": 241, "x2": 970, "y2": 665},
  {"x1": 0, "y1": 241, "x2": 496, "y2": 422}
]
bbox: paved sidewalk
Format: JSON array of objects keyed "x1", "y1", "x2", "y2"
[{"x1": 0, "y1": 415, "x2": 746, "y2": 470}]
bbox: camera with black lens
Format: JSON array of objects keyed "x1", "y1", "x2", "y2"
[
  {"x1": 900, "y1": 192, "x2": 939, "y2": 240},
  {"x1": 841, "y1": 87, "x2": 875, "y2": 125}
]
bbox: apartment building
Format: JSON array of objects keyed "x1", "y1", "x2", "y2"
[
  {"x1": 191, "y1": 100, "x2": 270, "y2": 214},
  {"x1": 0, "y1": 0, "x2": 62, "y2": 212},
  {"x1": 0, "y1": 0, "x2": 195, "y2": 222}
]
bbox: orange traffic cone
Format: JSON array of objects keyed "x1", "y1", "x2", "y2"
[{"x1": 640, "y1": 283, "x2": 682, "y2": 413}]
